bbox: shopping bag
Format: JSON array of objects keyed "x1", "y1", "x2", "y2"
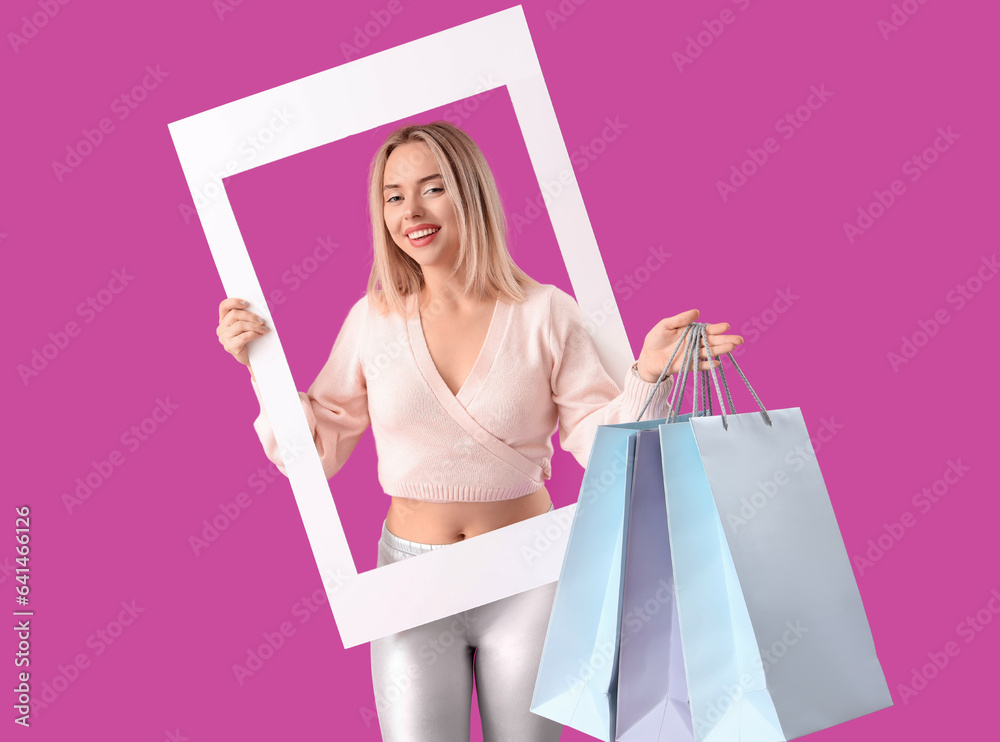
[
  {"x1": 614, "y1": 424, "x2": 691, "y2": 741},
  {"x1": 529, "y1": 418, "x2": 660, "y2": 740},
  {"x1": 658, "y1": 324, "x2": 894, "y2": 741},
  {"x1": 533, "y1": 322, "x2": 893, "y2": 742},
  {"x1": 612, "y1": 324, "x2": 724, "y2": 742},
  {"x1": 531, "y1": 327, "x2": 702, "y2": 740}
]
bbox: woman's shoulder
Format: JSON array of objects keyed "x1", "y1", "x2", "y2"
[
  {"x1": 504, "y1": 282, "x2": 592, "y2": 340},
  {"x1": 543, "y1": 283, "x2": 584, "y2": 321},
  {"x1": 351, "y1": 289, "x2": 411, "y2": 324},
  {"x1": 502, "y1": 277, "x2": 557, "y2": 308}
]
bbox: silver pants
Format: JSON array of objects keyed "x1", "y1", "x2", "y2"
[{"x1": 370, "y1": 506, "x2": 563, "y2": 742}]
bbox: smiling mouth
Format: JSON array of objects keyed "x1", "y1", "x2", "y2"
[
  {"x1": 406, "y1": 226, "x2": 441, "y2": 246},
  {"x1": 407, "y1": 227, "x2": 440, "y2": 239}
]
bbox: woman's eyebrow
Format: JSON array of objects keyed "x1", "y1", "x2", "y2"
[{"x1": 383, "y1": 173, "x2": 442, "y2": 190}]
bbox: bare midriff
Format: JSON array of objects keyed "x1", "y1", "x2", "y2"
[{"x1": 385, "y1": 484, "x2": 553, "y2": 544}]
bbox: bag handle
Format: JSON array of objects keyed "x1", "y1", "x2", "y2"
[
  {"x1": 666, "y1": 322, "x2": 706, "y2": 423},
  {"x1": 665, "y1": 323, "x2": 698, "y2": 422},
  {"x1": 692, "y1": 323, "x2": 728, "y2": 423},
  {"x1": 701, "y1": 368, "x2": 713, "y2": 417},
  {"x1": 720, "y1": 349, "x2": 772, "y2": 426},
  {"x1": 635, "y1": 322, "x2": 773, "y2": 428},
  {"x1": 697, "y1": 322, "x2": 772, "y2": 428},
  {"x1": 702, "y1": 323, "x2": 733, "y2": 428},
  {"x1": 634, "y1": 323, "x2": 693, "y2": 423},
  {"x1": 636, "y1": 321, "x2": 705, "y2": 423}
]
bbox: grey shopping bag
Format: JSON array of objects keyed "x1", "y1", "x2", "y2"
[{"x1": 658, "y1": 323, "x2": 893, "y2": 741}]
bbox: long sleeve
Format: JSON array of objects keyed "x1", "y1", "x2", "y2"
[
  {"x1": 548, "y1": 287, "x2": 675, "y2": 468},
  {"x1": 250, "y1": 296, "x2": 371, "y2": 479}
]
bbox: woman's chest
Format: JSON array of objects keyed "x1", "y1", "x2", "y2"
[
  {"x1": 362, "y1": 316, "x2": 553, "y2": 438},
  {"x1": 420, "y1": 306, "x2": 495, "y2": 398}
]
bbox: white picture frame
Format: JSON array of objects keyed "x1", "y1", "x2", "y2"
[{"x1": 167, "y1": 4, "x2": 634, "y2": 648}]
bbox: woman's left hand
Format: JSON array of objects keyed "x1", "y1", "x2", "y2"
[{"x1": 635, "y1": 309, "x2": 744, "y2": 382}]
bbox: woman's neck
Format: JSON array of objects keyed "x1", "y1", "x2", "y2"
[{"x1": 418, "y1": 274, "x2": 494, "y2": 314}]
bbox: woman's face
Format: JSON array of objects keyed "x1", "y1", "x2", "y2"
[{"x1": 382, "y1": 141, "x2": 460, "y2": 275}]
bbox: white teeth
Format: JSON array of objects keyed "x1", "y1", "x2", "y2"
[{"x1": 408, "y1": 227, "x2": 439, "y2": 239}]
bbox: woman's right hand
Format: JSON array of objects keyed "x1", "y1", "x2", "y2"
[{"x1": 217, "y1": 297, "x2": 270, "y2": 368}]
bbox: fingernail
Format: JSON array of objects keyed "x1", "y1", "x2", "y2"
[
  {"x1": 256, "y1": 316, "x2": 264, "y2": 323},
  {"x1": 241, "y1": 300, "x2": 249, "y2": 306}
]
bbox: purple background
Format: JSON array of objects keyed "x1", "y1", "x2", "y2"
[{"x1": 3, "y1": 0, "x2": 997, "y2": 739}]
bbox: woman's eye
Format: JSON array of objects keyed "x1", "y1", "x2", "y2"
[{"x1": 386, "y1": 187, "x2": 440, "y2": 203}]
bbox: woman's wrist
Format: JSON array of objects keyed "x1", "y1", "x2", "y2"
[{"x1": 633, "y1": 361, "x2": 666, "y2": 384}]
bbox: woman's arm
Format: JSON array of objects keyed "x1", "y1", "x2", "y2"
[
  {"x1": 249, "y1": 296, "x2": 371, "y2": 479},
  {"x1": 548, "y1": 287, "x2": 676, "y2": 468}
]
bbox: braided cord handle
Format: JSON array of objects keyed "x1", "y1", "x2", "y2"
[
  {"x1": 634, "y1": 323, "x2": 694, "y2": 423},
  {"x1": 666, "y1": 322, "x2": 706, "y2": 423},
  {"x1": 633, "y1": 321, "x2": 773, "y2": 428}
]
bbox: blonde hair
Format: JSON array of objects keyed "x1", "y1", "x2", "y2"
[{"x1": 364, "y1": 121, "x2": 538, "y2": 317}]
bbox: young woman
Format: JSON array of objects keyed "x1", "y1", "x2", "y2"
[{"x1": 216, "y1": 121, "x2": 742, "y2": 741}]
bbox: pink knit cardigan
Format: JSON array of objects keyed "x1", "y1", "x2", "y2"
[{"x1": 251, "y1": 281, "x2": 674, "y2": 502}]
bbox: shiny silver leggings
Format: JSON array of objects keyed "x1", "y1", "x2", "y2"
[{"x1": 370, "y1": 506, "x2": 563, "y2": 742}]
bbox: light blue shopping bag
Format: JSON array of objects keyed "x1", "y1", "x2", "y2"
[
  {"x1": 529, "y1": 418, "x2": 661, "y2": 741},
  {"x1": 530, "y1": 326, "x2": 703, "y2": 740}
]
